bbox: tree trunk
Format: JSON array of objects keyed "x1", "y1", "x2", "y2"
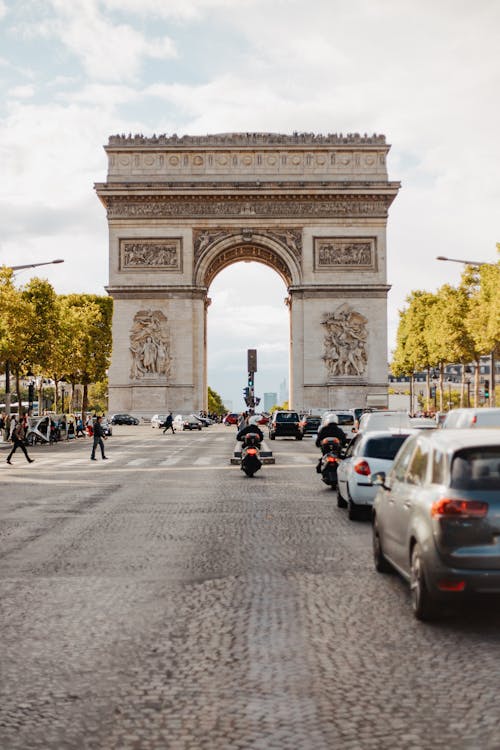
[
  {"x1": 82, "y1": 383, "x2": 89, "y2": 418},
  {"x1": 426, "y1": 368, "x2": 431, "y2": 413},
  {"x1": 474, "y1": 360, "x2": 480, "y2": 408},
  {"x1": 53, "y1": 378, "x2": 59, "y2": 413},
  {"x1": 438, "y1": 363, "x2": 444, "y2": 412},
  {"x1": 460, "y1": 365, "x2": 466, "y2": 408},
  {"x1": 15, "y1": 368, "x2": 22, "y2": 416}
]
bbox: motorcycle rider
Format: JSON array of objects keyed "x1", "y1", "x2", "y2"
[
  {"x1": 315, "y1": 413, "x2": 346, "y2": 473},
  {"x1": 237, "y1": 414, "x2": 264, "y2": 443}
]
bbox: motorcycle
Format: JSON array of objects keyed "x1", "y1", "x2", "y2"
[
  {"x1": 317, "y1": 436, "x2": 342, "y2": 489},
  {"x1": 240, "y1": 431, "x2": 262, "y2": 477}
]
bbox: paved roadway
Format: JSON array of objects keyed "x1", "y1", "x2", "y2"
[{"x1": 1, "y1": 424, "x2": 500, "y2": 750}]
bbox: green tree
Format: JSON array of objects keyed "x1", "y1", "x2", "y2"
[{"x1": 207, "y1": 386, "x2": 226, "y2": 415}]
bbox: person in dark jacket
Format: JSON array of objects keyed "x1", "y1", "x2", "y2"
[
  {"x1": 236, "y1": 418, "x2": 264, "y2": 443},
  {"x1": 315, "y1": 414, "x2": 346, "y2": 473},
  {"x1": 162, "y1": 412, "x2": 175, "y2": 434},
  {"x1": 6, "y1": 419, "x2": 34, "y2": 465},
  {"x1": 90, "y1": 416, "x2": 108, "y2": 461}
]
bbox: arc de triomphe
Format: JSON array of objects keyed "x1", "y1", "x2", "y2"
[{"x1": 95, "y1": 132, "x2": 400, "y2": 415}]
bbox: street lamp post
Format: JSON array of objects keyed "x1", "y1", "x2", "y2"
[
  {"x1": 437, "y1": 254, "x2": 498, "y2": 407},
  {"x1": 2, "y1": 258, "x2": 65, "y2": 416}
]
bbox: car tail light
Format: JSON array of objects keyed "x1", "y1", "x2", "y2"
[
  {"x1": 431, "y1": 498, "x2": 488, "y2": 518},
  {"x1": 437, "y1": 579, "x2": 466, "y2": 592},
  {"x1": 246, "y1": 448, "x2": 258, "y2": 456},
  {"x1": 354, "y1": 460, "x2": 371, "y2": 476}
]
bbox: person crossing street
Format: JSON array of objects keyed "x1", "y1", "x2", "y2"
[
  {"x1": 90, "y1": 416, "x2": 108, "y2": 461},
  {"x1": 6, "y1": 418, "x2": 34, "y2": 465},
  {"x1": 162, "y1": 412, "x2": 175, "y2": 434}
]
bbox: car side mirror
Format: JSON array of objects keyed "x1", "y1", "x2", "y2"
[{"x1": 371, "y1": 471, "x2": 389, "y2": 490}]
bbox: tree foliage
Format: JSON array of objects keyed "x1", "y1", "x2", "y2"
[{"x1": 207, "y1": 386, "x2": 226, "y2": 415}]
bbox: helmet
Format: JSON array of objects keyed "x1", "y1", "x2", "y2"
[{"x1": 322, "y1": 412, "x2": 339, "y2": 425}]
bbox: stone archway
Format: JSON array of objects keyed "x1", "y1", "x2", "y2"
[{"x1": 95, "y1": 132, "x2": 399, "y2": 416}]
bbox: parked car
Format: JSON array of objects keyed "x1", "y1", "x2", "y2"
[
  {"x1": 372, "y1": 429, "x2": 500, "y2": 620},
  {"x1": 268, "y1": 410, "x2": 302, "y2": 440},
  {"x1": 337, "y1": 430, "x2": 413, "y2": 520},
  {"x1": 173, "y1": 414, "x2": 203, "y2": 431},
  {"x1": 151, "y1": 414, "x2": 167, "y2": 428},
  {"x1": 441, "y1": 407, "x2": 500, "y2": 430},
  {"x1": 110, "y1": 413, "x2": 139, "y2": 425},
  {"x1": 223, "y1": 413, "x2": 239, "y2": 426},
  {"x1": 357, "y1": 411, "x2": 412, "y2": 434},
  {"x1": 299, "y1": 414, "x2": 322, "y2": 436}
]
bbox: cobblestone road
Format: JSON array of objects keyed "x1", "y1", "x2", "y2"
[{"x1": 1, "y1": 425, "x2": 500, "y2": 750}]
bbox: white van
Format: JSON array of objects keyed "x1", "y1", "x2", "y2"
[
  {"x1": 441, "y1": 407, "x2": 500, "y2": 429},
  {"x1": 357, "y1": 411, "x2": 412, "y2": 433}
]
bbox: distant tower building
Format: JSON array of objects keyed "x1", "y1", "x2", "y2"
[
  {"x1": 279, "y1": 378, "x2": 288, "y2": 405},
  {"x1": 264, "y1": 392, "x2": 278, "y2": 412}
]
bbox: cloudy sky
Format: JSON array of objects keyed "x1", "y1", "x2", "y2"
[{"x1": 1, "y1": 0, "x2": 499, "y2": 410}]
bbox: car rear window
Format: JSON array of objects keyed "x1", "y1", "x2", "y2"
[
  {"x1": 336, "y1": 414, "x2": 354, "y2": 425},
  {"x1": 451, "y1": 447, "x2": 500, "y2": 490},
  {"x1": 364, "y1": 435, "x2": 408, "y2": 460},
  {"x1": 475, "y1": 413, "x2": 500, "y2": 427},
  {"x1": 276, "y1": 413, "x2": 299, "y2": 422}
]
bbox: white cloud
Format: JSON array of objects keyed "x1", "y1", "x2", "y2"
[
  {"x1": 0, "y1": 0, "x2": 7, "y2": 19},
  {"x1": 103, "y1": 0, "x2": 260, "y2": 21},
  {"x1": 7, "y1": 84, "x2": 35, "y2": 98},
  {"x1": 29, "y1": 0, "x2": 177, "y2": 81}
]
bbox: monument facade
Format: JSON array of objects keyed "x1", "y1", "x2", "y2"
[{"x1": 95, "y1": 132, "x2": 400, "y2": 415}]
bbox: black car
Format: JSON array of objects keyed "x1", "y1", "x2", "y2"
[
  {"x1": 268, "y1": 410, "x2": 302, "y2": 440},
  {"x1": 110, "y1": 413, "x2": 139, "y2": 425},
  {"x1": 299, "y1": 414, "x2": 322, "y2": 436}
]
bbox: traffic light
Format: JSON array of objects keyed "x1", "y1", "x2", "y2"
[
  {"x1": 243, "y1": 387, "x2": 250, "y2": 401},
  {"x1": 484, "y1": 379, "x2": 490, "y2": 399},
  {"x1": 248, "y1": 372, "x2": 254, "y2": 387}
]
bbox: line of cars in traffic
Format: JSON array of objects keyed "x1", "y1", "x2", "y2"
[{"x1": 268, "y1": 405, "x2": 500, "y2": 621}]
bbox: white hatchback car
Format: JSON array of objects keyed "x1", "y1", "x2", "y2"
[
  {"x1": 337, "y1": 430, "x2": 413, "y2": 520},
  {"x1": 357, "y1": 411, "x2": 412, "y2": 433},
  {"x1": 441, "y1": 407, "x2": 500, "y2": 429}
]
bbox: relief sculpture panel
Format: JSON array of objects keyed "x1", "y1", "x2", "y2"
[
  {"x1": 322, "y1": 304, "x2": 368, "y2": 378},
  {"x1": 314, "y1": 238, "x2": 375, "y2": 270},
  {"x1": 130, "y1": 309, "x2": 171, "y2": 380},
  {"x1": 120, "y1": 238, "x2": 182, "y2": 271},
  {"x1": 193, "y1": 228, "x2": 302, "y2": 262}
]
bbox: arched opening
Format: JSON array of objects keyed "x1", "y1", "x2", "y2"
[{"x1": 207, "y1": 261, "x2": 289, "y2": 414}]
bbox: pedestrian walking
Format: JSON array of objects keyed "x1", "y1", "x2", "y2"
[
  {"x1": 6, "y1": 419, "x2": 34, "y2": 465},
  {"x1": 162, "y1": 412, "x2": 175, "y2": 434},
  {"x1": 75, "y1": 416, "x2": 85, "y2": 438},
  {"x1": 90, "y1": 416, "x2": 108, "y2": 461}
]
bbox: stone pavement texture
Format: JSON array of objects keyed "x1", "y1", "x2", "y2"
[{"x1": 1, "y1": 425, "x2": 500, "y2": 750}]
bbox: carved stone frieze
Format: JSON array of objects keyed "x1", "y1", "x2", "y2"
[
  {"x1": 193, "y1": 228, "x2": 302, "y2": 263},
  {"x1": 129, "y1": 309, "x2": 171, "y2": 381},
  {"x1": 204, "y1": 244, "x2": 292, "y2": 287},
  {"x1": 314, "y1": 237, "x2": 375, "y2": 270},
  {"x1": 106, "y1": 195, "x2": 392, "y2": 220},
  {"x1": 120, "y1": 238, "x2": 182, "y2": 271},
  {"x1": 322, "y1": 303, "x2": 368, "y2": 378}
]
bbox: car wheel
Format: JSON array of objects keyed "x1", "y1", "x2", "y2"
[
  {"x1": 295, "y1": 435, "x2": 302, "y2": 441},
  {"x1": 269, "y1": 433, "x2": 275, "y2": 440},
  {"x1": 347, "y1": 489, "x2": 360, "y2": 521},
  {"x1": 372, "y1": 518, "x2": 392, "y2": 573},
  {"x1": 337, "y1": 489, "x2": 348, "y2": 509},
  {"x1": 410, "y1": 543, "x2": 438, "y2": 621}
]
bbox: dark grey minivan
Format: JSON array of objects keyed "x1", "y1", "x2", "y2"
[{"x1": 372, "y1": 430, "x2": 500, "y2": 620}]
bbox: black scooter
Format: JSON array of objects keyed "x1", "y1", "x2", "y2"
[
  {"x1": 240, "y1": 432, "x2": 262, "y2": 477},
  {"x1": 317, "y1": 436, "x2": 342, "y2": 489}
]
